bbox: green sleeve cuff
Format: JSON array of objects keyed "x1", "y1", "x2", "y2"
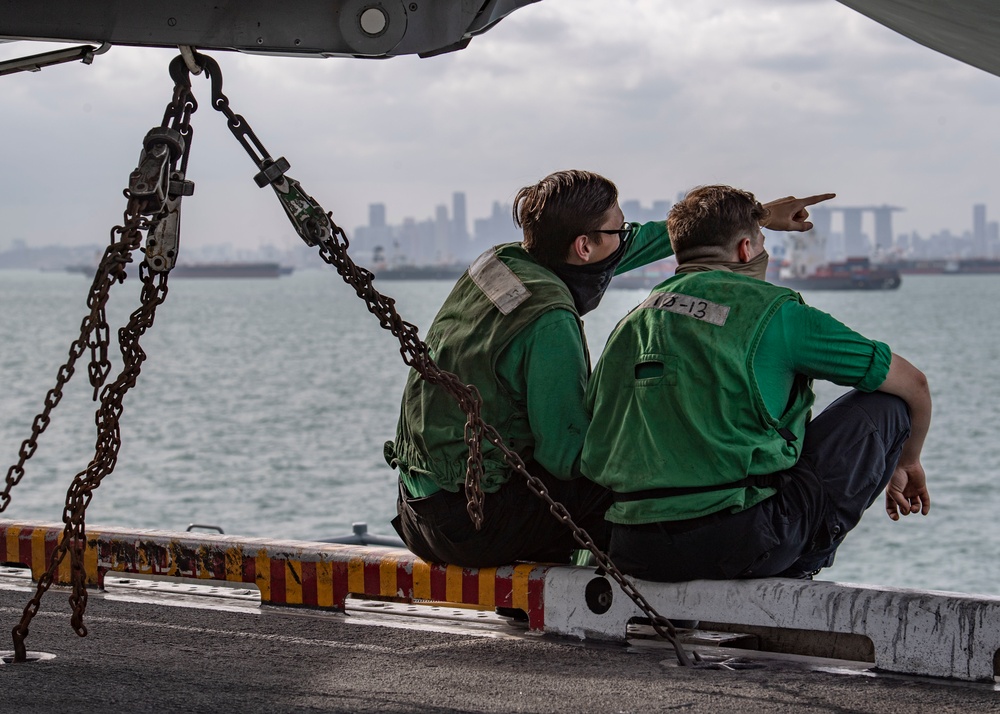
[{"x1": 855, "y1": 340, "x2": 893, "y2": 392}]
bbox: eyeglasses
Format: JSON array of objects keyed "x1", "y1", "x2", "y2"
[{"x1": 590, "y1": 221, "x2": 633, "y2": 240}]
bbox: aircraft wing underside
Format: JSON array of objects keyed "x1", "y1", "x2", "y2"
[
  {"x1": 836, "y1": 0, "x2": 1000, "y2": 77},
  {"x1": 0, "y1": 1, "x2": 998, "y2": 78},
  {"x1": 0, "y1": 0, "x2": 541, "y2": 59}
]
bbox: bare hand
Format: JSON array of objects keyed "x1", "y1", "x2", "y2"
[
  {"x1": 762, "y1": 193, "x2": 836, "y2": 232},
  {"x1": 885, "y1": 461, "x2": 931, "y2": 521}
]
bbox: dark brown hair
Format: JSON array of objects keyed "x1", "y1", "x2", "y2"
[
  {"x1": 667, "y1": 185, "x2": 769, "y2": 263},
  {"x1": 513, "y1": 170, "x2": 618, "y2": 267}
]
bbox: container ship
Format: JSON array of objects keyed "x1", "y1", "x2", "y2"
[
  {"x1": 774, "y1": 232, "x2": 901, "y2": 291},
  {"x1": 774, "y1": 256, "x2": 901, "y2": 291}
]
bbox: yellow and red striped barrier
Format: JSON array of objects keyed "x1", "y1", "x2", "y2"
[
  {"x1": 4, "y1": 519, "x2": 1000, "y2": 680},
  {"x1": 0, "y1": 520, "x2": 551, "y2": 629}
]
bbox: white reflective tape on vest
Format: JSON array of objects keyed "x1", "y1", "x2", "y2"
[
  {"x1": 639, "y1": 291, "x2": 730, "y2": 326},
  {"x1": 469, "y1": 250, "x2": 532, "y2": 315}
]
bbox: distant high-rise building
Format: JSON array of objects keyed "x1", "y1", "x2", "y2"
[
  {"x1": 822, "y1": 206, "x2": 901, "y2": 259},
  {"x1": 355, "y1": 202, "x2": 393, "y2": 261},
  {"x1": 808, "y1": 207, "x2": 834, "y2": 261},
  {"x1": 973, "y1": 203, "x2": 987, "y2": 256},
  {"x1": 397, "y1": 217, "x2": 436, "y2": 265},
  {"x1": 872, "y1": 206, "x2": 894, "y2": 254},
  {"x1": 842, "y1": 208, "x2": 866, "y2": 258},
  {"x1": 811, "y1": 206, "x2": 832, "y2": 238},
  {"x1": 474, "y1": 201, "x2": 519, "y2": 247},
  {"x1": 452, "y1": 192, "x2": 469, "y2": 243},
  {"x1": 434, "y1": 204, "x2": 450, "y2": 261}
]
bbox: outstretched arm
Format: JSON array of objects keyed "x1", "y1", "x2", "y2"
[
  {"x1": 762, "y1": 193, "x2": 836, "y2": 232},
  {"x1": 876, "y1": 353, "x2": 932, "y2": 520}
]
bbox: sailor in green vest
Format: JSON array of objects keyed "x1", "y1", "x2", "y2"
[
  {"x1": 582, "y1": 185, "x2": 932, "y2": 581},
  {"x1": 386, "y1": 171, "x2": 834, "y2": 568}
]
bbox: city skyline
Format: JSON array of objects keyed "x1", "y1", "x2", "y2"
[
  {"x1": 4, "y1": 191, "x2": 998, "y2": 271},
  {"x1": 346, "y1": 192, "x2": 1000, "y2": 266}
]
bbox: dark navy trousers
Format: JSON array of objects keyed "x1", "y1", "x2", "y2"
[{"x1": 608, "y1": 390, "x2": 912, "y2": 582}]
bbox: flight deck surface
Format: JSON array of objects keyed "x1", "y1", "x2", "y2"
[{"x1": 1, "y1": 570, "x2": 997, "y2": 713}]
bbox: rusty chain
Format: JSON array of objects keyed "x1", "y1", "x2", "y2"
[
  {"x1": 10, "y1": 252, "x2": 169, "y2": 662},
  {"x1": 6, "y1": 68, "x2": 195, "y2": 661},
  {"x1": 185, "y1": 52, "x2": 698, "y2": 666},
  {"x1": 0, "y1": 230, "x2": 133, "y2": 513},
  {"x1": 0, "y1": 60, "x2": 196, "y2": 516}
]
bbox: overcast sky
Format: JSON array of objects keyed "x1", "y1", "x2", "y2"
[{"x1": 2, "y1": 0, "x2": 1000, "y2": 252}]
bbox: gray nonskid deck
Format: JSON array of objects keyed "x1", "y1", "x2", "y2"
[{"x1": 0, "y1": 573, "x2": 997, "y2": 713}]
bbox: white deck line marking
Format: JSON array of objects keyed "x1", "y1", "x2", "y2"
[
  {"x1": 0, "y1": 601, "x2": 525, "y2": 651},
  {"x1": 0, "y1": 606, "x2": 398, "y2": 654}
]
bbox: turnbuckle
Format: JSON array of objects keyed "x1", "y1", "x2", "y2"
[
  {"x1": 128, "y1": 127, "x2": 185, "y2": 215},
  {"x1": 129, "y1": 129, "x2": 195, "y2": 273},
  {"x1": 269, "y1": 174, "x2": 334, "y2": 247},
  {"x1": 144, "y1": 171, "x2": 194, "y2": 273},
  {"x1": 128, "y1": 70, "x2": 197, "y2": 273}
]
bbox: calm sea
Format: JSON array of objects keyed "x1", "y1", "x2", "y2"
[{"x1": 0, "y1": 268, "x2": 997, "y2": 595}]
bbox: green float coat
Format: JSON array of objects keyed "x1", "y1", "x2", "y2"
[
  {"x1": 582, "y1": 271, "x2": 815, "y2": 524},
  {"x1": 387, "y1": 243, "x2": 583, "y2": 495},
  {"x1": 386, "y1": 223, "x2": 675, "y2": 497}
]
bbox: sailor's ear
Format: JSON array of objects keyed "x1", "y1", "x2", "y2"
[
  {"x1": 737, "y1": 236, "x2": 753, "y2": 263},
  {"x1": 566, "y1": 234, "x2": 592, "y2": 264}
]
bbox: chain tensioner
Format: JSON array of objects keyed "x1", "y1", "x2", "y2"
[{"x1": 5, "y1": 59, "x2": 197, "y2": 662}]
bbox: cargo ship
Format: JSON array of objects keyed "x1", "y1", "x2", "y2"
[
  {"x1": 774, "y1": 232, "x2": 901, "y2": 291},
  {"x1": 608, "y1": 250, "x2": 905, "y2": 293},
  {"x1": 775, "y1": 256, "x2": 901, "y2": 290},
  {"x1": 66, "y1": 262, "x2": 294, "y2": 278},
  {"x1": 878, "y1": 258, "x2": 1000, "y2": 275},
  {"x1": 372, "y1": 263, "x2": 467, "y2": 280}
]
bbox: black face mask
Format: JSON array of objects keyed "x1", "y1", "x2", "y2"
[{"x1": 552, "y1": 235, "x2": 630, "y2": 316}]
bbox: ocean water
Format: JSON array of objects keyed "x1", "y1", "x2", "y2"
[{"x1": 0, "y1": 268, "x2": 997, "y2": 596}]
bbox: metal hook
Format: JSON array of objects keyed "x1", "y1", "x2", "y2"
[
  {"x1": 168, "y1": 55, "x2": 193, "y2": 88},
  {"x1": 195, "y1": 53, "x2": 225, "y2": 108}
]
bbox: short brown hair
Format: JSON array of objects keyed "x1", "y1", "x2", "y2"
[
  {"x1": 513, "y1": 170, "x2": 618, "y2": 267},
  {"x1": 667, "y1": 185, "x2": 769, "y2": 263}
]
